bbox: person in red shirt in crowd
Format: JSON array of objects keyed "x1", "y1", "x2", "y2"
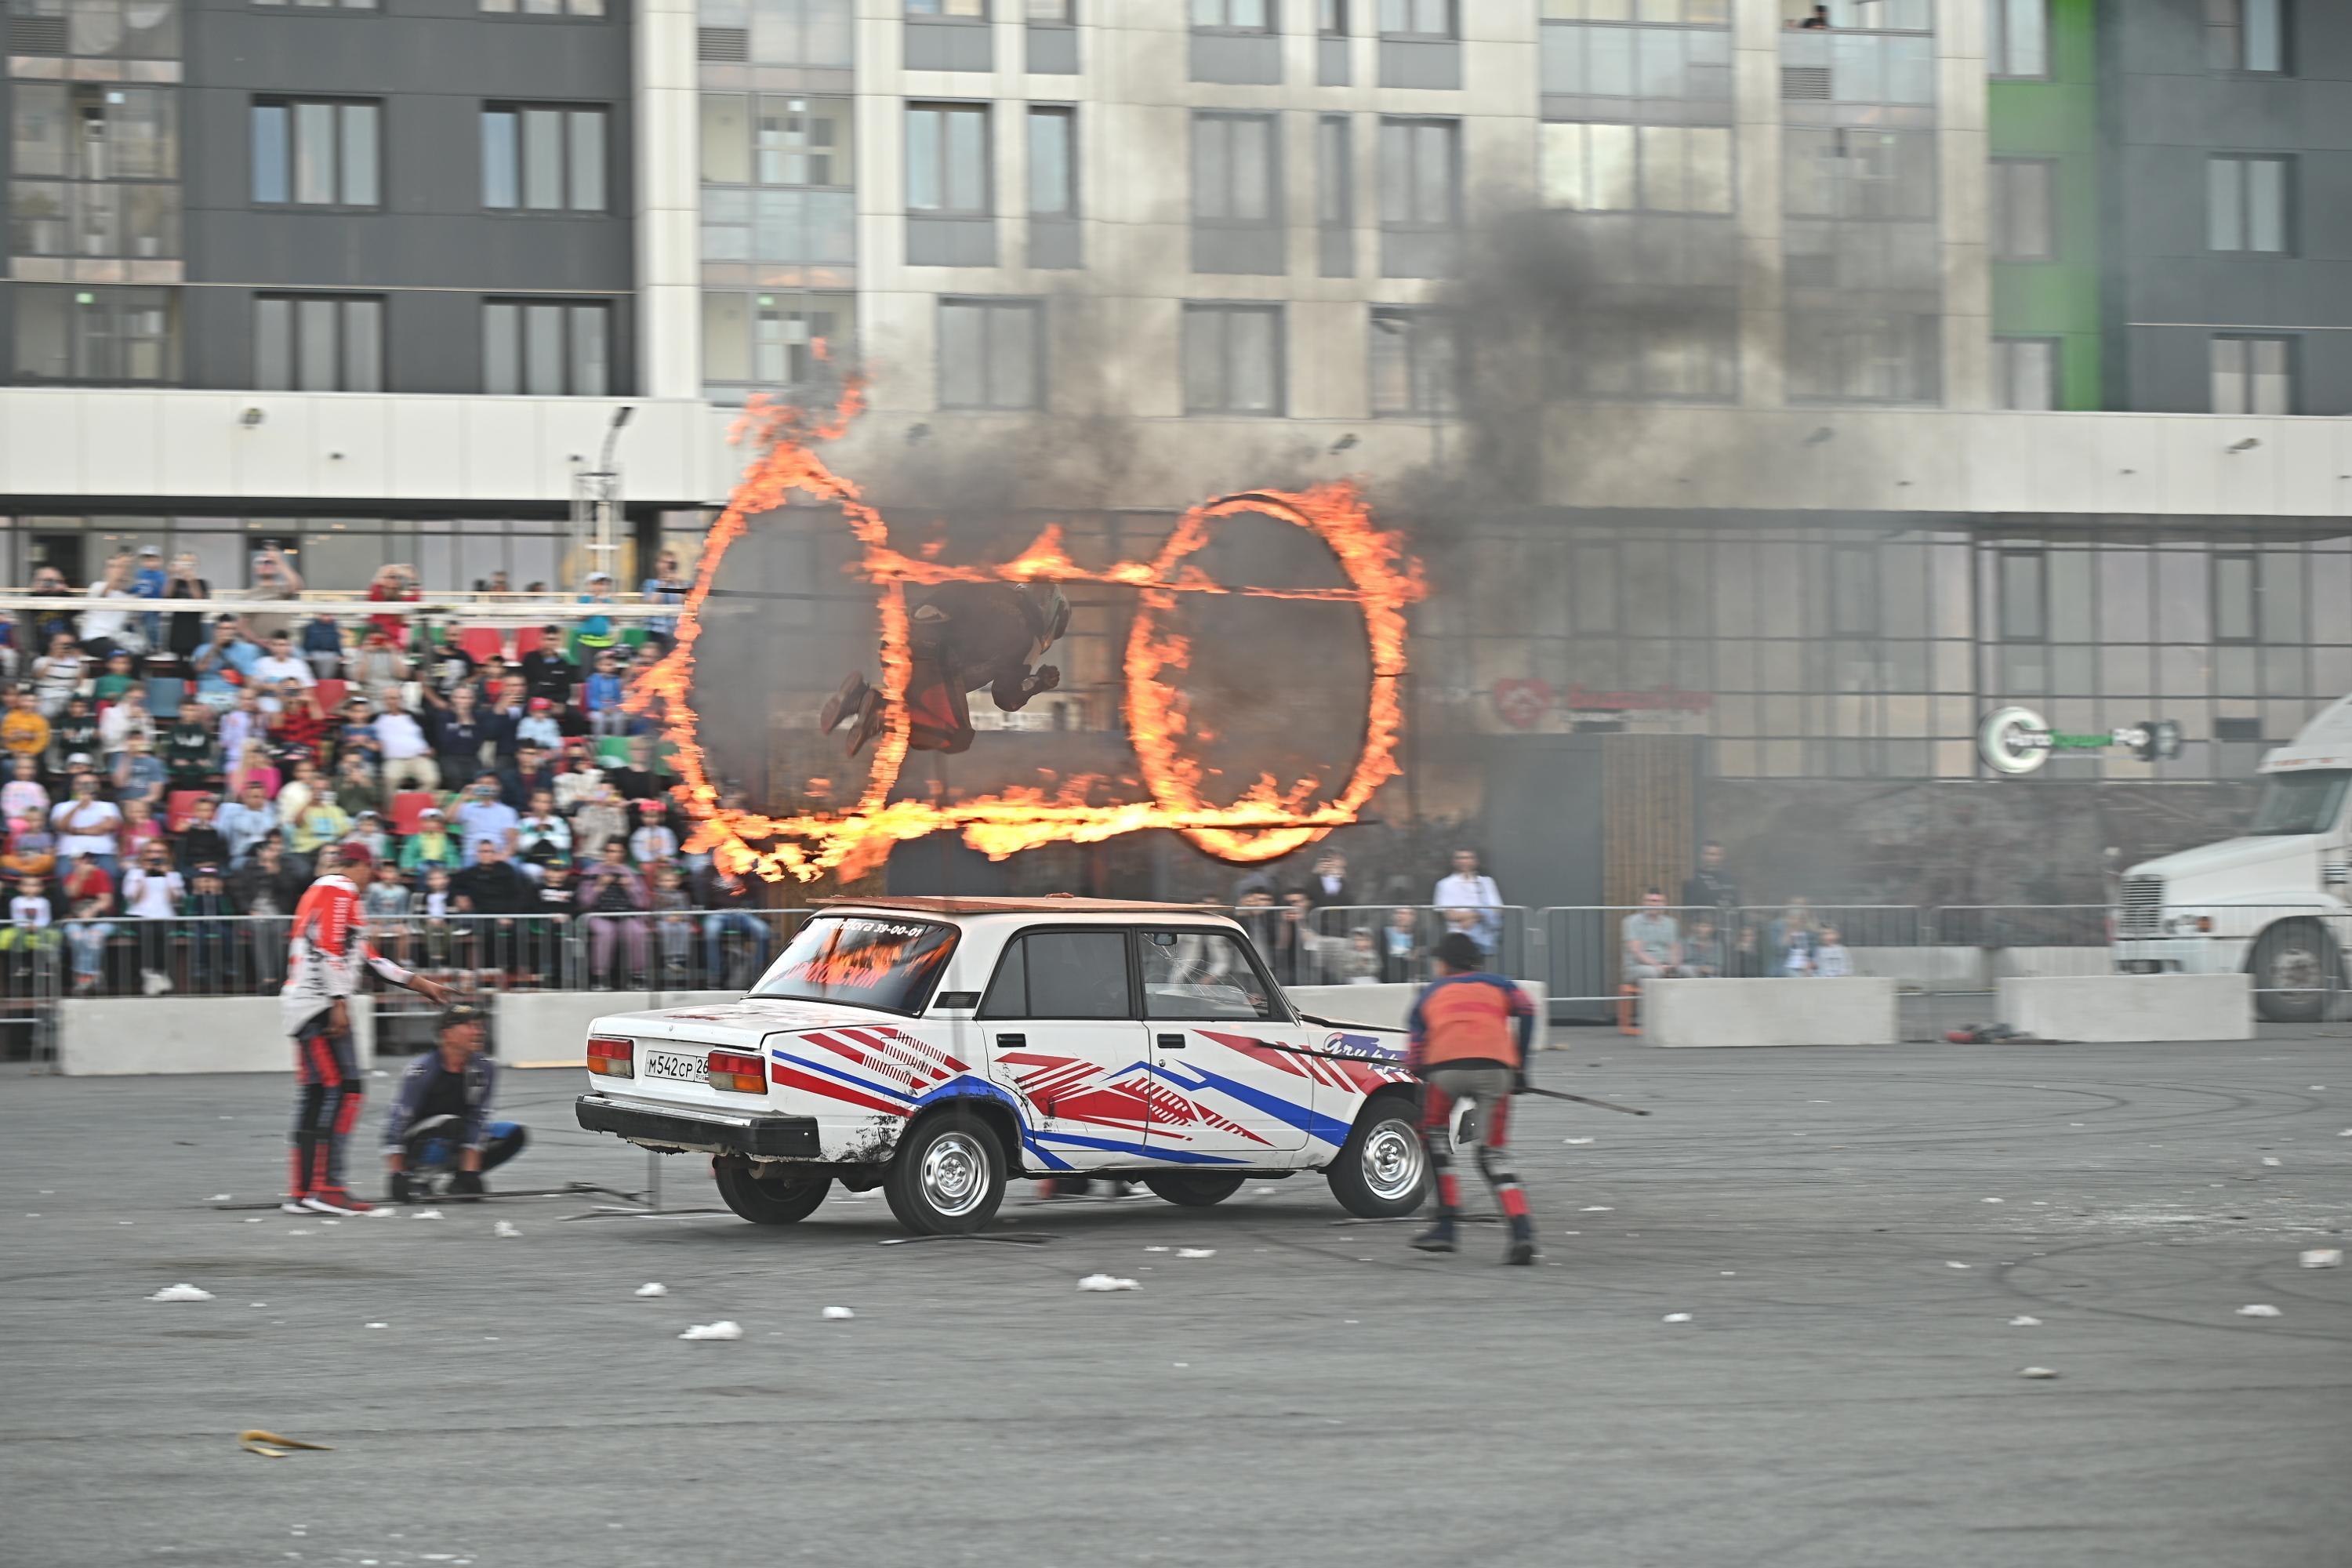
[
  {"x1": 279, "y1": 841, "x2": 450, "y2": 1215},
  {"x1": 1406, "y1": 931, "x2": 1539, "y2": 1265}
]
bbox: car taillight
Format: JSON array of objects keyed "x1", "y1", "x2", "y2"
[
  {"x1": 706, "y1": 1051, "x2": 765, "y2": 1094},
  {"x1": 586, "y1": 1036, "x2": 633, "y2": 1078}
]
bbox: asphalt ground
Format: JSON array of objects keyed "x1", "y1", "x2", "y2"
[{"x1": 2, "y1": 1035, "x2": 2347, "y2": 1568}]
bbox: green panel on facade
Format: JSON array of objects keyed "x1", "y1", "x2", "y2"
[{"x1": 1988, "y1": 0, "x2": 2101, "y2": 409}]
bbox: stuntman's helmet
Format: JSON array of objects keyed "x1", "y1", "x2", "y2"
[{"x1": 1022, "y1": 581, "x2": 1070, "y2": 659}]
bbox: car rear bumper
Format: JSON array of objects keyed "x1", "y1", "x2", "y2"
[{"x1": 575, "y1": 1092, "x2": 823, "y2": 1159}]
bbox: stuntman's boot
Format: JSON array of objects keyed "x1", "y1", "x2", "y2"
[
  {"x1": 818, "y1": 672, "x2": 870, "y2": 736},
  {"x1": 1504, "y1": 1214, "x2": 1537, "y2": 1266},
  {"x1": 844, "y1": 688, "x2": 886, "y2": 758},
  {"x1": 1411, "y1": 1215, "x2": 1457, "y2": 1253}
]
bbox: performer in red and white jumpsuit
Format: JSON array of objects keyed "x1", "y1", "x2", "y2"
[{"x1": 281, "y1": 844, "x2": 448, "y2": 1215}]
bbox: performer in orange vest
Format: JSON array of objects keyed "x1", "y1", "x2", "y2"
[{"x1": 1406, "y1": 931, "x2": 1538, "y2": 1264}]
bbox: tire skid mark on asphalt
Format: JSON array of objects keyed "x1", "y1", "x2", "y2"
[{"x1": 1991, "y1": 1238, "x2": 2352, "y2": 1345}]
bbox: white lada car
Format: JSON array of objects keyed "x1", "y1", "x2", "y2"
[{"x1": 575, "y1": 896, "x2": 1432, "y2": 1235}]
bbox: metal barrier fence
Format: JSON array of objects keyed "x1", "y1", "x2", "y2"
[
  {"x1": 1531, "y1": 905, "x2": 1926, "y2": 1007},
  {"x1": 1292, "y1": 904, "x2": 1532, "y2": 989}
]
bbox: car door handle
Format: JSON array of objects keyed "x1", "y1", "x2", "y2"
[
  {"x1": 996, "y1": 1033, "x2": 1025, "y2": 1048},
  {"x1": 1157, "y1": 1034, "x2": 1186, "y2": 1050}
]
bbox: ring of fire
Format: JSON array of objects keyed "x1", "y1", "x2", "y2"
[{"x1": 630, "y1": 378, "x2": 1425, "y2": 884}]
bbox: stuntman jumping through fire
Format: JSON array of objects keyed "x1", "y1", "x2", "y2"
[{"x1": 818, "y1": 580, "x2": 1071, "y2": 758}]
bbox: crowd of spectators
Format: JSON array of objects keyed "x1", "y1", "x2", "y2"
[{"x1": 0, "y1": 547, "x2": 778, "y2": 998}]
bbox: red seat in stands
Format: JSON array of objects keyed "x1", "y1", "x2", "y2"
[
  {"x1": 314, "y1": 677, "x2": 349, "y2": 713},
  {"x1": 458, "y1": 626, "x2": 506, "y2": 664},
  {"x1": 390, "y1": 791, "x2": 437, "y2": 837},
  {"x1": 165, "y1": 789, "x2": 206, "y2": 832},
  {"x1": 513, "y1": 626, "x2": 545, "y2": 659}
]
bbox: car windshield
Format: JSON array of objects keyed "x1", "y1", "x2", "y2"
[
  {"x1": 2249, "y1": 770, "x2": 2351, "y2": 837},
  {"x1": 749, "y1": 916, "x2": 958, "y2": 1014}
]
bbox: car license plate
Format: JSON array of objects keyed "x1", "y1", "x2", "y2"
[{"x1": 643, "y1": 1050, "x2": 706, "y2": 1082}]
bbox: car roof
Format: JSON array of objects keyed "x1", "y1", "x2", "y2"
[{"x1": 811, "y1": 895, "x2": 1229, "y2": 918}]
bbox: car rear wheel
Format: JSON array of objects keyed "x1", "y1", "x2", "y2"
[
  {"x1": 712, "y1": 1159, "x2": 833, "y2": 1225},
  {"x1": 2252, "y1": 920, "x2": 2344, "y2": 1024},
  {"x1": 1326, "y1": 1093, "x2": 1428, "y2": 1219},
  {"x1": 1144, "y1": 1172, "x2": 1247, "y2": 1207},
  {"x1": 884, "y1": 1111, "x2": 1007, "y2": 1236}
]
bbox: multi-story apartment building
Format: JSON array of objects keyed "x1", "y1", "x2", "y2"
[{"x1": 0, "y1": 0, "x2": 2346, "y2": 900}]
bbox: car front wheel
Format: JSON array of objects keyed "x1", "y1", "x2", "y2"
[
  {"x1": 1327, "y1": 1094, "x2": 1428, "y2": 1219},
  {"x1": 713, "y1": 1159, "x2": 833, "y2": 1225},
  {"x1": 884, "y1": 1111, "x2": 1007, "y2": 1236}
]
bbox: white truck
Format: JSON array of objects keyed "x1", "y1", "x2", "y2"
[{"x1": 2113, "y1": 694, "x2": 2352, "y2": 1021}]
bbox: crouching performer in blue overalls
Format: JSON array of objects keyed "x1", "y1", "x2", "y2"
[{"x1": 381, "y1": 1002, "x2": 529, "y2": 1203}]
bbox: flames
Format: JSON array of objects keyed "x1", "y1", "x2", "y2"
[{"x1": 630, "y1": 375, "x2": 1426, "y2": 884}]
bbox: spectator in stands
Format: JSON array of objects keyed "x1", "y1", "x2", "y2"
[
  {"x1": 62, "y1": 851, "x2": 114, "y2": 919},
  {"x1": 227, "y1": 739, "x2": 280, "y2": 802},
  {"x1": 573, "y1": 572, "x2": 621, "y2": 663},
  {"x1": 267, "y1": 679, "x2": 330, "y2": 758},
  {"x1": 521, "y1": 626, "x2": 576, "y2": 703},
  {"x1": 433, "y1": 686, "x2": 492, "y2": 783},
  {"x1": 98, "y1": 685, "x2": 154, "y2": 766},
  {"x1": 412, "y1": 865, "x2": 457, "y2": 967},
  {"x1": 642, "y1": 550, "x2": 687, "y2": 645},
  {"x1": 67, "y1": 895, "x2": 111, "y2": 994},
  {"x1": 1305, "y1": 848, "x2": 1353, "y2": 909},
  {"x1": 189, "y1": 618, "x2": 253, "y2": 708},
  {"x1": 274, "y1": 755, "x2": 323, "y2": 828},
  {"x1": 1683, "y1": 917, "x2": 1725, "y2": 978},
  {"x1": 568, "y1": 777, "x2": 627, "y2": 859},
  {"x1": 372, "y1": 691, "x2": 437, "y2": 793},
  {"x1": 217, "y1": 688, "x2": 260, "y2": 767},
  {"x1": 33, "y1": 633, "x2": 85, "y2": 719},
  {"x1": 697, "y1": 863, "x2": 768, "y2": 985},
  {"x1": 3, "y1": 873, "x2": 56, "y2": 967},
  {"x1": 334, "y1": 751, "x2": 383, "y2": 822},
  {"x1": 1265, "y1": 889, "x2": 1316, "y2": 985},
  {"x1": 175, "y1": 795, "x2": 230, "y2": 873},
  {"x1": 1380, "y1": 906, "x2": 1423, "y2": 983},
  {"x1": 1681, "y1": 840, "x2": 1739, "y2": 917},
  {"x1": 300, "y1": 612, "x2": 344, "y2": 681},
  {"x1": 365, "y1": 563, "x2": 418, "y2": 648},
  {"x1": 607, "y1": 736, "x2": 664, "y2": 802},
  {"x1": 481, "y1": 673, "x2": 528, "y2": 759},
  {"x1": 523, "y1": 855, "x2": 573, "y2": 974},
  {"x1": 1433, "y1": 848, "x2": 1504, "y2": 959},
  {"x1": 3, "y1": 757, "x2": 49, "y2": 824},
  {"x1": 449, "y1": 771, "x2": 517, "y2": 852},
  {"x1": 5, "y1": 685, "x2": 51, "y2": 766},
  {"x1": 53, "y1": 773, "x2": 123, "y2": 877},
  {"x1": 1771, "y1": 898, "x2": 1820, "y2": 976},
  {"x1": 162, "y1": 552, "x2": 210, "y2": 662},
  {"x1": 453, "y1": 837, "x2": 529, "y2": 973},
  {"x1": 651, "y1": 862, "x2": 695, "y2": 979},
  {"x1": 79, "y1": 550, "x2": 144, "y2": 658},
  {"x1": 352, "y1": 630, "x2": 405, "y2": 695},
  {"x1": 1324, "y1": 926, "x2": 1382, "y2": 984},
  {"x1": 234, "y1": 546, "x2": 304, "y2": 640},
  {"x1": 182, "y1": 863, "x2": 238, "y2": 992},
  {"x1": 217, "y1": 781, "x2": 278, "y2": 866},
  {"x1": 122, "y1": 838, "x2": 184, "y2": 994},
  {"x1": 344, "y1": 808, "x2": 390, "y2": 868},
  {"x1": 4, "y1": 818, "x2": 57, "y2": 884},
  {"x1": 289, "y1": 786, "x2": 350, "y2": 862},
  {"x1": 583, "y1": 650, "x2": 628, "y2": 738},
  {"x1": 579, "y1": 837, "x2": 650, "y2": 985},
  {"x1": 112, "y1": 734, "x2": 166, "y2": 810},
  {"x1": 132, "y1": 544, "x2": 167, "y2": 648},
  {"x1": 164, "y1": 699, "x2": 216, "y2": 790},
  {"x1": 230, "y1": 837, "x2": 302, "y2": 989},
  {"x1": 515, "y1": 789, "x2": 571, "y2": 878},
  {"x1": 1622, "y1": 890, "x2": 1685, "y2": 983},
  {"x1": 93, "y1": 650, "x2": 136, "y2": 706},
  {"x1": 250, "y1": 630, "x2": 314, "y2": 696},
  {"x1": 119, "y1": 797, "x2": 165, "y2": 862},
  {"x1": 498, "y1": 742, "x2": 555, "y2": 811},
  {"x1": 1813, "y1": 925, "x2": 1853, "y2": 978},
  {"x1": 52, "y1": 708, "x2": 98, "y2": 779},
  {"x1": 398, "y1": 806, "x2": 459, "y2": 876},
  {"x1": 514, "y1": 697, "x2": 562, "y2": 755},
  {"x1": 629, "y1": 798, "x2": 677, "y2": 866},
  {"x1": 361, "y1": 861, "x2": 411, "y2": 964},
  {"x1": 27, "y1": 565, "x2": 78, "y2": 650}
]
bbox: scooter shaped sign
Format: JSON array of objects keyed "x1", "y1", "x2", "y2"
[{"x1": 1978, "y1": 706, "x2": 2183, "y2": 775}]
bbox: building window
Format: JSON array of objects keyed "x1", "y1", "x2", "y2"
[
  {"x1": 1786, "y1": 314, "x2": 1940, "y2": 404},
  {"x1": 702, "y1": 289, "x2": 851, "y2": 393},
  {"x1": 698, "y1": 0, "x2": 854, "y2": 67},
  {"x1": 1316, "y1": 113, "x2": 1353, "y2": 275},
  {"x1": 938, "y1": 298, "x2": 1043, "y2": 410},
  {"x1": 254, "y1": 294, "x2": 383, "y2": 392},
  {"x1": 1543, "y1": 0, "x2": 1726, "y2": 22},
  {"x1": 700, "y1": 95, "x2": 855, "y2": 266},
  {"x1": 1993, "y1": 337, "x2": 2058, "y2": 410},
  {"x1": 482, "y1": 299, "x2": 610, "y2": 395},
  {"x1": 1369, "y1": 307, "x2": 1457, "y2": 416},
  {"x1": 1829, "y1": 545, "x2": 1877, "y2": 636},
  {"x1": 251, "y1": 99, "x2": 379, "y2": 208},
  {"x1": 1026, "y1": 0, "x2": 1073, "y2": 17},
  {"x1": 1542, "y1": 16, "x2": 1733, "y2": 100},
  {"x1": 1988, "y1": 158, "x2": 2055, "y2": 261},
  {"x1": 253, "y1": 0, "x2": 377, "y2": 12},
  {"x1": 1190, "y1": 111, "x2": 1281, "y2": 274},
  {"x1": 10, "y1": 0, "x2": 182, "y2": 56},
  {"x1": 1559, "y1": 305, "x2": 1738, "y2": 402},
  {"x1": 2210, "y1": 335, "x2": 2292, "y2": 415},
  {"x1": 906, "y1": 103, "x2": 989, "y2": 214},
  {"x1": 1377, "y1": 0, "x2": 1451, "y2": 38},
  {"x1": 2207, "y1": 155, "x2": 2291, "y2": 254},
  {"x1": 909, "y1": 0, "x2": 984, "y2": 13},
  {"x1": 1781, "y1": 0, "x2": 1930, "y2": 25},
  {"x1": 7, "y1": 84, "x2": 180, "y2": 260},
  {"x1": 1182, "y1": 303, "x2": 1283, "y2": 416},
  {"x1": 2212, "y1": 550, "x2": 2256, "y2": 643},
  {"x1": 478, "y1": 0, "x2": 601, "y2": 16},
  {"x1": 1997, "y1": 549, "x2": 2045, "y2": 643},
  {"x1": 1541, "y1": 123, "x2": 1732, "y2": 214},
  {"x1": 1190, "y1": 0, "x2": 1270, "y2": 30},
  {"x1": 1784, "y1": 128, "x2": 1936, "y2": 220},
  {"x1": 12, "y1": 285, "x2": 179, "y2": 382},
  {"x1": 1027, "y1": 107, "x2": 1075, "y2": 216},
  {"x1": 481, "y1": 106, "x2": 606, "y2": 212},
  {"x1": 2205, "y1": 0, "x2": 2285, "y2": 74},
  {"x1": 1986, "y1": 0, "x2": 2046, "y2": 77},
  {"x1": 1319, "y1": 0, "x2": 1346, "y2": 32},
  {"x1": 1377, "y1": 117, "x2": 1457, "y2": 275}
]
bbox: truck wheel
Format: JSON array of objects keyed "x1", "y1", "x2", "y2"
[
  {"x1": 1144, "y1": 1173, "x2": 1247, "y2": 1207},
  {"x1": 883, "y1": 1111, "x2": 1007, "y2": 1236},
  {"x1": 2251, "y1": 920, "x2": 2343, "y2": 1024},
  {"x1": 712, "y1": 1159, "x2": 832, "y2": 1225},
  {"x1": 1326, "y1": 1093, "x2": 1428, "y2": 1219}
]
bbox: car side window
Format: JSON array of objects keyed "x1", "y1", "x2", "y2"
[
  {"x1": 980, "y1": 930, "x2": 1132, "y2": 1020},
  {"x1": 1139, "y1": 930, "x2": 1275, "y2": 1022}
]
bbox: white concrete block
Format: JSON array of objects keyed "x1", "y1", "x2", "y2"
[
  {"x1": 1998, "y1": 975, "x2": 2252, "y2": 1043},
  {"x1": 1642, "y1": 978, "x2": 1900, "y2": 1048},
  {"x1": 60, "y1": 996, "x2": 376, "y2": 1076}
]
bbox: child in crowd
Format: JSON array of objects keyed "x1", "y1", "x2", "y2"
[
  {"x1": 2, "y1": 756, "x2": 49, "y2": 823},
  {"x1": 66, "y1": 895, "x2": 111, "y2": 994},
  {"x1": 650, "y1": 861, "x2": 695, "y2": 979},
  {"x1": 413, "y1": 865, "x2": 457, "y2": 967},
  {"x1": 583, "y1": 652, "x2": 628, "y2": 737},
  {"x1": 630, "y1": 798, "x2": 677, "y2": 866},
  {"x1": 119, "y1": 797, "x2": 165, "y2": 862},
  {"x1": 1813, "y1": 925, "x2": 1853, "y2": 978},
  {"x1": 362, "y1": 860, "x2": 410, "y2": 964},
  {"x1": 2, "y1": 818, "x2": 56, "y2": 884},
  {"x1": 93, "y1": 651, "x2": 137, "y2": 706},
  {"x1": 3, "y1": 872, "x2": 54, "y2": 951},
  {"x1": 181, "y1": 864, "x2": 238, "y2": 992}
]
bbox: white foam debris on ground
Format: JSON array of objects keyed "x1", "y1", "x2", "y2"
[
  {"x1": 1946, "y1": 1261, "x2": 1973, "y2": 1269},
  {"x1": 1252, "y1": 1187, "x2": 1276, "y2": 1196},
  {"x1": 2299, "y1": 1248, "x2": 2342, "y2": 1269},
  {"x1": 1078, "y1": 1274, "x2": 1140, "y2": 1292},
  {"x1": 1581, "y1": 1206, "x2": 1613, "y2": 1213},
  {"x1": 2235, "y1": 1304, "x2": 2282, "y2": 1318},
  {"x1": 147, "y1": 1283, "x2": 214, "y2": 1301},
  {"x1": 1142, "y1": 1245, "x2": 1171, "y2": 1253},
  {"x1": 1661, "y1": 1313, "x2": 1692, "y2": 1323},
  {"x1": 493, "y1": 1221, "x2": 521, "y2": 1238},
  {"x1": 1982, "y1": 1197, "x2": 2004, "y2": 1203},
  {"x1": 2261, "y1": 1156, "x2": 2283, "y2": 1167},
  {"x1": 2019, "y1": 1367, "x2": 2058, "y2": 1379},
  {"x1": 366, "y1": 1322, "x2": 388, "y2": 1329},
  {"x1": 1563, "y1": 1138, "x2": 1593, "y2": 1145},
  {"x1": 680, "y1": 1321, "x2": 743, "y2": 1341},
  {"x1": 286, "y1": 1229, "x2": 312, "y2": 1236},
  {"x1": 242, "y1": 1217, "x2": 263, "y2": 1223},
  {"x1": 1720, "y1": 1270, "x2": 1737, "y2": 1276},
  {"x1": 412, "y1": 1210, "x2": 443, "y2": 1221},
  {"x1": 822, "y1": 1306, "x2": 855, "y2": 1320},
  {"x1": 2009, "y1": 1316, "x2": 2042, "y2": 1327},
  {"x1": 1177, "y1": 1248, "x2": 1217, "y2": 1259},
  {"x1": 207, "y1": 1193, "x2": 232, "y2": 1202},
  {"x1": 367, "y1": 1209, "x2": 396, "y2": 1219},
  {"x1": 634, "y1": 1283, "x2": 667, "y2": 1297}
]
